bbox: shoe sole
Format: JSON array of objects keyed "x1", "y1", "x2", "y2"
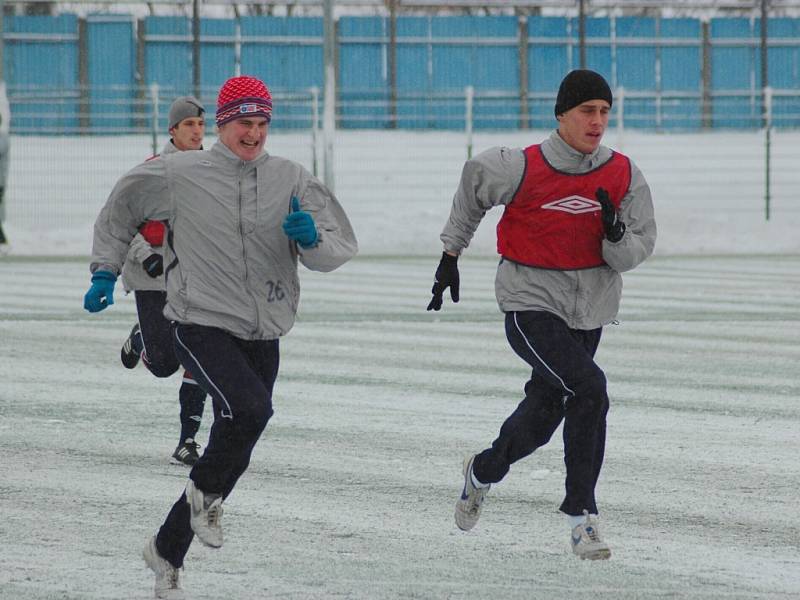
[
  {"x1": 186, "y1": 482, "x2": 223, "y2": 548},
  {"x1": 575, "y1": 547, "x2": 612, "y2": 560}
]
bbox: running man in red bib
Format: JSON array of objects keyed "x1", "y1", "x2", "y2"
[{"x1": 428, "y1": 69, "x2": 656, "y2": 560}]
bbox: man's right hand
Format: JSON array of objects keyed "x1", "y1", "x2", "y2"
[
  {"x1": 83, "y1": 270, "x2": 117, "y2": 313},
  {"x1": 427, "y1": 252, "x2": 460, "y2": 311}
]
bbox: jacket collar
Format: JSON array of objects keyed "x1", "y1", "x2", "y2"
[
  {"x1": 211, "y1": 139, "x2": 269, "y2": 165},
  {"x1": 161, "y1": 140, "x2": 179, "y2": 155},
  {"x1": 542, "y1": 130, "x2": 611, "y2": 172}
]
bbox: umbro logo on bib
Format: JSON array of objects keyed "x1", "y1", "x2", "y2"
[{"x1": 541, "y1": 195, "x2": 601, "y2": 215}]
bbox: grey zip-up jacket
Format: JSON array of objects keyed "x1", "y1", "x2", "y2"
[
  {"x1": 441, "y1": 130, "x2": 656, "y2": 330},
  {"x1": 120, "y1": 140, "x2": 180, "y2": 293},
  {"x1": 91, "y1": 140, "x2": 358, "y2": 340}
]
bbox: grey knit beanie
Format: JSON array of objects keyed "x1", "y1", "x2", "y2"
[{"x1": 168, "y1": 96, "x2": 205, "y2": 130}]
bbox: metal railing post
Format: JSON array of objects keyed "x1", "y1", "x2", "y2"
[
  {"x1": 311, "y1": 86, "x2": 320, "y2": 178},
  {"x1": 149, "y1": 82, "x2": 159, "y2": 156},
  {"x1": 465, "y1": 85, "x2": 474, "y2": 159},
  {"x1": 616, "y1": 86, "x2": 625, "y2": 150},
  {"x1": 763, "y1": 86, "x2": 772, "y2": 221}
]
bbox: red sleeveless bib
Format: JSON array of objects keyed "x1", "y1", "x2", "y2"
[{"x1": 497, "y1": 145, "x2": 631, "y2": 269}]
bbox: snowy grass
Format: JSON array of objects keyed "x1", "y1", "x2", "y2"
[
  {"x1": 3, "y1": 129, "x2": 800, "y2": 258},
  {"x1": 1, "y1": 253, "x2": 798, "y2": 599}
]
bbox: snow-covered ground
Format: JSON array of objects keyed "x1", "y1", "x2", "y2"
[
  {"x1": 1, "y1": 130, "x2": 799, "y2": 599},
  {"x1": 1, "y1": 254, "x2": 799, "y2": 599},
  {"x1": 3, "y1": 128, "x2": 800, "y2": 257}
]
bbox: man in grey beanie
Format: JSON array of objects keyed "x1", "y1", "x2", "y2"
[
  {"x1": 119, "y1": 95, "x2": 210, "y2": 468},
  {"x1": 167, "y1": 95, "x2": 205, "y2": 151},
  {"x1": 429, "y1": 68, "x2": 656, "y2": 560}
]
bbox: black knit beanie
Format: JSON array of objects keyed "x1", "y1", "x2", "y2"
[{"x1": 554, "y1": 69, "x2": 612, "y2": 117}]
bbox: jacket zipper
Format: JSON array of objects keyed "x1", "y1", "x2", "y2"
[{"x1": 237, "y1": 161, "x2": 260, "y2": 337}]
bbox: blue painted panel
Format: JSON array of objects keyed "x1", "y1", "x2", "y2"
[
  {"x1": 88, "y1": 17, "x2": 136, "y2": 132},
  {"x1": 712, "y1": 47, "x2": 751, "y2": 90},
  {"x1": 711, "y1": 17, "x2": 752, "y2": 38},
  {"x1": 615, "y1": 16, "x2": 655, "y2": 38},
  {"x1": 662, "y1": 99, "x2": 702, "y2": 130},
  {"x1": 660, "y1": 18, "x2": 700, "y2": 38},
  {"x1": 339, "y1": 17, "x2": 387, "y2": 129},
  {"x1": 661, "y1": 47, "x2": 701, "y2": 91},
  {"x1": 528, "y1": 17, "x2": 569, "y2": 128},
  {"x1": 396, "y1": 18, "x2": 430, "y2": 130},
  {"x1": 240, "y1": 17, "x2": 322, "y2": 130},
  {"x1": 711, "y1": 18, "x2": 755, "y2": 128},
  {"x1": 615, "y1": 18, "x2": 656, "y2": 91},
  {"x1": 623, "y1": 99, "x2": 657, "y2": 129},
  {"x1": 200, "y1": 19, "x2": 236, "y2": 95},
  {"x1": 240, "y1": 17, "x2": 322, "y2": 88},
  {"x1": 143, "y1": 17, "x2": 192, "y2": 135},
  {"x1": 5, "y1": 15, "x2": 79, "y2": 131},
  {"x1": 530, "y1": 15, "x2": 568, "y2": 38},
  {"x1": 575, "y1": 18, "x2": 612, "y2": 83},
  {"x1": 339, "y1": 16, "x2": 385, "y2": 89},
  {"x1": 769, "y1": 19, "x2": 800, "y2": 126},
  {"x1": 660, "y1": 17, "x2": 703, "y2": 131},
  {"x1": 144, "y1": 16, "x2": 191, "y2": 92},
  {"x1": 429, "y1": 17, "x2": 517, "y2": 128},
  {"x1": 3, "y1": 13, "x2": 800, "y2": 133}
]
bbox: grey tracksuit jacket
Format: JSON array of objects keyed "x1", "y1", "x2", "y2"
[
  {"x1": 91, "y1": 140, "x2": 358, "y2": 340},
  {"x1": 120, "y1": 140, "x2": 180, "y2": 294},
  {"x1": 440, "y1": 130, "x2": 656, "y2": 330}
]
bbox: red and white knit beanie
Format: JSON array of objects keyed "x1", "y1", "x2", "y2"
[{"x1": 216, "y1": 76, "x2": 273, "y2": 127}]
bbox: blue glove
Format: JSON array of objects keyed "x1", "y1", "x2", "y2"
[
  {"x1": 83, "y1": 270, "x2": 117, "y2": 313},
  {"x1": 282, "y1": 196, "x2": 318, "y2": 249}
]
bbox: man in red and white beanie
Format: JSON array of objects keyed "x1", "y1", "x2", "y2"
[
  {"x1": 213, "y1": 75, "x2": 274, "y2": 161},
  {"x1": 85, "y1": 74, "x2": 358, "y2": 598},
  {"x1": 215, "y1": 75, "x2": 272, "y2": 127}
]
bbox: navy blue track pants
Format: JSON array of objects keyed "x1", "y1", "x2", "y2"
[
  {"x1": 134, "y1": 290, "x2": 180, "y2": 378},
  {"x1": 472, "y1": 310, "x2": 609, "y2": 516},
  {"x1": 156, "y1": 323, "x2": 279, "y2": 568}
]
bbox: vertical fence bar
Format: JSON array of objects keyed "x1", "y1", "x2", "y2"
[
  {"x1": 616, "y1": 86, "x2": 625, "y2": 150},
  {"x1": 518, "y1": 14, "x2": 529, "y2": 130},
  {"x1": 701, "y1": 20, "x2": 712, "y2": 130},
  {"x1": 764, "y1": 86, "x2": 771, "y2": 221},
  {"x1": 578, "y1": 0, "x2": 586, "y2": 68},
  {"x1": 192, "y1": 0, "x2": 200, "y2": 99},
  {"x1": 234, "y1": 14, "x2": 241, "y2": 77},
  {"x1": 389, "y1": 0, "x2": 397, "y2": 129},
  {"x1": 760, "y1": 0, "x2": 769, "y2": 128},
  {"x1": 465, "y1": 85, "x2": 474, "y2": 159},
  {"x1": 78, "y1": 17, "x2": 89, "y2": 133},
  {"x1": 311, "y1": 86, "x2": 319, "y2": 178},
  {"x1": 322, "y1": 0, "x2": 336, "y2": 192},
  {"x1": 149, "y1": 82, "x2": 159, "y2": 156}
]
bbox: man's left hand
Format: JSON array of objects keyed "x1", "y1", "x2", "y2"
[
  {"x1": 283, "y1": 196, "x2": 318, "y2": 249},
  {"x1": 596, "y1": 187, "x2": 626, "y2": 243}
]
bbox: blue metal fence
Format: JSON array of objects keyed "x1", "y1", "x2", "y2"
[{"x1": 2, "y1": 13, "x2": 800, "y2": 133}]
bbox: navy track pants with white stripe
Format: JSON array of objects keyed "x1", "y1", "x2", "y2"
[
  {"x1": 472, "y1": 310, "x2": 609, "y2": 516},
  {"x1": 155, "y1": 323, "x2": 279, "y2": 568}
]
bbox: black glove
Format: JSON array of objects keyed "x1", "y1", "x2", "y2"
[
  {"x1": 142, "y1": 253, "x2": 164, "y2": 278},
  {"x1": 427, "y1": 252, "x2": 460, "y2": 311},
  {"x1": 596, "y1": 187, "x2": 626, "y2": 243}
]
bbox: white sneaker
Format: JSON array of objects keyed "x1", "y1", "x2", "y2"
[
  {"x1": 185, "y1": 480, "x2": 223, "y2": 548},
  {"x1": 571, "y1": 511, "x2": 611, "y2": 560},
  {"x1": 142, "y1": 536, "x2": 185, "y2": 600},
  {"x1": 454, "y1": 455, "x2": 490, "y2": 531}
]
